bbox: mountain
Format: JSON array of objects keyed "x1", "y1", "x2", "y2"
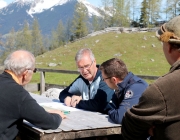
[{"x1": 0, "y1": 0, "x2": 103, "y2": 35}]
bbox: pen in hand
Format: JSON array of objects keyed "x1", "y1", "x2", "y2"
[
  {"x1": 71, "y1": 99, "x2": 78, "y2": 107},
  {"x1": 73, "y1": 99, "x2": 78, "y2": 103}
]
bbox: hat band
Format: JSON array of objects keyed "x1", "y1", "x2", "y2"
[{"x1": 156, "y1": 23, "x2": 180, "y2": 44}]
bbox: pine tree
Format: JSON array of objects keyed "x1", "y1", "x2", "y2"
[
  {"x1": 31, "y1": 18, "x2": 44, "y2": 56},
  {"x1": 71, "y1": 2, "x2": 88, "y2": 39},
  {"x1": 92, "y1": 16, "x2": 100, "y2": 31},
  {"x1": 56, "y1": 21, "x2": 65, "y2": 47},
  {"x1": 65, "y1": 18, "x2": 72, "y2": 42},
  {"x1": 1, "y1": 28, "x2": 16, "y2": 64},
  {"x1": 22, "y1": 21, "x2": 32, "y2": 51},
  {"x1": 139, "y1": 0, "x2": 149, "y2": 27},
  {"x1": 50, "y1": 29, "x2": 58, "y2": 50},
  {"x1": 16, "y1": 21, "x2": 32, "y2": 51},
  {"x1": 5, "y1": 28, "x2": 16, "y2": 51},
  {"x1": 111, "y1": 0, "x2": 131, "y2": 27},
  {"x1": 50, "y1": 21, "x2": 65, "y2": 50},
  {"x1": 101, "y1": 0, "x2": 112, "y2": 27},
  {"x1": 148, "y1": 0, "x2": 162, "y2": 26}
]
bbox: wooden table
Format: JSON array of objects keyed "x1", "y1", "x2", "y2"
[{"x1": 18, "y1": 93, "x2": 121, "y2": 140}]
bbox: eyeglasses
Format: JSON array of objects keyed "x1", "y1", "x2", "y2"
[
  {"x1": 28, "y1": 68, "x2": 37, "y2": 73},
  {"x1": 78, "y1": 61, "x2": 94, "y2": 71},
  {"x1": 102, "y1": 77, "x2": 112, "y2": 81},
  {"x1": 33, "y1": 68, "x2": 37, "y2": 73}
]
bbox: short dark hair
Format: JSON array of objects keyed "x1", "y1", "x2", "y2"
[{"x1": 100, "y1": 58, "x2": 128, "y2": 80}]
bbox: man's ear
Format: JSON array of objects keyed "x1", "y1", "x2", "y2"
[
  {"x1": 94, "y1": 59, "x2": 96, "y2": 63},
  {"x1": 22, "y1": 70, "x2": 28, "y2": 81},
  {"x1": 111, "y1": 77, "x2": 117, "y2": 84},
  {"x1": 112, "y1": 76, "x2": 122, "y2": 85}
]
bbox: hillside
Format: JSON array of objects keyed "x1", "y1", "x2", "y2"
[{"x1": 32, "y1": 31, "x2": 170, "y2": 85}]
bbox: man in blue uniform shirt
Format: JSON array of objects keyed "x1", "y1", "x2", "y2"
[
  {"x1": 100, "y1": 58, "x2": 148, "y2": 124},
  {"x1": 59, "y1": 48, "x2": 114, "y2": 113}
]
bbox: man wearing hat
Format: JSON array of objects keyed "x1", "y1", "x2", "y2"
[{"x1": 121, "y1": 15, "x2": 180, "y2": 140}]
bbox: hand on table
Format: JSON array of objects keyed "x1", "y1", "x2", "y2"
[
  {"x1": 70, "y1": 95, "x2": 82, "y2": 107},
  {"x1": 64, "y1": 96, "x2": 72, "y2": 107},
  {"x1": 47, "y1": 110, "x2": 66, "y2": 119}
]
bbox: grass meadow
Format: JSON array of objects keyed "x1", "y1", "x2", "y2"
[{"x1": 31, "y1": 31, "x2": 170, "y2": 86}]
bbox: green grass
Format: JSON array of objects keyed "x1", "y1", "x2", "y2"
[
  {"x1": 32, "y1": 73, "x2": 78, "y2": 85},
  {"x1": 32, "y1": 31, "x2": 169, "y2": 85}
]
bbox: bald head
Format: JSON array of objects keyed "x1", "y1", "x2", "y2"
[{"x1": 4, "y1": 50, "x2": 35, "y2": 76}]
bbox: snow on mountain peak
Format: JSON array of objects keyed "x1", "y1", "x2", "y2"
[
  {"x1": 79, "y1": 0, "x2": 102, "y2": 17},
  {"x1": 27, "y1": 0, "x2": 71, "y2": 15},
  {"x1": 26, "y1": 0, "x2": 102, "y2": 17},
  {"x1": 13, "y1": 0, "x2": 33, "y2": 4},
  {"x1": 0, "y1": 0, "x2": 7, "y2": 9},
  {"x1": 5, "y1": 0, "x2": 102, "y2": 18}
]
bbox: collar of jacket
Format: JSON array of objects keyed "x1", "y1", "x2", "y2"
[
  {"x1": 4, "y1": 70, "x2": 20, "y2": 84},
  {"x1": 94, "y1": 65, "x2": 101, "y2": 81},
  {"x1": 116, "y1": 72, "x2": 134, "y2": 92},
  {"x1": 169, "y1": 60, "x2": 180, "y2": 72},
  {"x1": 80, "y1": 65, "x2": 101, "y2": 85}
]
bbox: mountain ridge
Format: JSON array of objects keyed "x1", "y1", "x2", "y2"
[{"x1": 0, "y1": 0, "x2": 103, "y2": 35}]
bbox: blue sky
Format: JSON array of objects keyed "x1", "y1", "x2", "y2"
[
  {"x1": 0, "y1": 0, "x2": 102, "y2": 8},
  {"x1": 87, "y1": 0, "x2": 102, "y2": 7}
]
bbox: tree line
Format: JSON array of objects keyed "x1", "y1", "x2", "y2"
[
  {"x1": 101, "y1": 0, "x2": 180, "y2": 27},
  {"x1": 0, "y1": 0, "x2": 179, "y2": 64}
]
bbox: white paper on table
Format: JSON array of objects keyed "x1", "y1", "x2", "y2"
[{"x1": 39, "y1": 102, "x2": 80, "y2": 111}]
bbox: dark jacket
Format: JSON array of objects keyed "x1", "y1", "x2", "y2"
[
  {"x1": 59, "y1": 68, "x2": 114, "y2": 112},
  {"x1": 0, "y1": 72, "x2": 62, "y2": 140},
  {"x1": 106, "y1": 72, "x2": 148, "y2": 124},
  {"x1": 122, "y1": 60, "x2": 180, "y2": 140}
]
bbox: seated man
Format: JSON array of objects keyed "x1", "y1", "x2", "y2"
[
  {"x1": 122, "y1": 15, "x2": 180, "y2": 140},
  {"x1": 0, "y1": 50, "x2": 65, "y2": 140},
  {"x1": 59, "y1": 48, "x2": 114, "y2": 113},
  {"x1": 100, "y1": 58, "x2": 148, "y2": 124}
]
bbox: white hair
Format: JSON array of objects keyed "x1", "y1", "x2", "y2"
[
  {"x1": 75, "y1": 48, "x2": 95, "y2": 62},
  {"x1": 4, "y1": 50, "x2": 35, "y2": 76}
]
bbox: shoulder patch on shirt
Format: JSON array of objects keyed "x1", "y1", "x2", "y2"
[{"x1": 125, "y1": 90, "x2": 133, "y2": 99}]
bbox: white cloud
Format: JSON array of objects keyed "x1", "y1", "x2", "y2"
[{"x1": 0, "y1": 0, "x2": 7, "y2": 9}]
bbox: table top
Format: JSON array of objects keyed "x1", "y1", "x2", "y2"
[{"x1": 20, "y1": 93, "x2": 121, "y2": 140}]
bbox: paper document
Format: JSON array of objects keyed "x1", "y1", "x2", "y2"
[{"x1": 40, "y1": 102, "x2": 80, "y2": 112}]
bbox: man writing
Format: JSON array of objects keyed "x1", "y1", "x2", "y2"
[
  {"x1": 100, "y1": 58, "x2": 148, "y2": 124},
  {"x1": 122, "y1": 15, "x2": 180, "y2": 140},
  {"x1": 0, "y1": 50, "x2": 65, "y2": 140},
  {"x1": 59, "y1": 48, "x2": 114, "y2": 112}
]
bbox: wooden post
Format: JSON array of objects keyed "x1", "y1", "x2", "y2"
[{"x1": 40, "y1": 71, "x2": 45, "y2": 95}]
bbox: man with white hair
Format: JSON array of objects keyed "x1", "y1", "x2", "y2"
[
  {"x1": 0, "y1": 50, "x2": 65, "y2": 140},
  {"x1": 59, "y1": 48, "x2": 114, "y2": 113}
]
